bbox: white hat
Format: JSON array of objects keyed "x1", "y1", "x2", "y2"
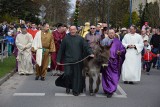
[
  {"x1": 146, "y1": 45, "x2": 151, "y2": 51},
  {"x1": 121, "y1": 28, "x2": 127, "y2": 31}
]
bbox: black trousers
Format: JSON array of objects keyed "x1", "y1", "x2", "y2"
[{"x1": 144, "y1": 61, "x2": 152, "y2": 72}]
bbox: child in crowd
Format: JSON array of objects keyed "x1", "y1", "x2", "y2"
[
  {"x1": 143, "y1": 46, "x2": 159, "y2": 75},
  {"x1": 142, "y1": 40, "x2": 151, "y2": 70},
  {"x1": 4, "y1": 32, "x2": 15, "y2": 56}
]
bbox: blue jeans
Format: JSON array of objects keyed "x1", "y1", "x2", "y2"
[
  {"x1": 157, "y1": 56, "x2": 160, "y2": 69},
  {"x1": 151, "y1": 48, "x2": 159, "y2": 67}
]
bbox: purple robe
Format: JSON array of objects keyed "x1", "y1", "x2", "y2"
[{"x1": 102, "y1": 38, "x2": 126, "y2": 94}]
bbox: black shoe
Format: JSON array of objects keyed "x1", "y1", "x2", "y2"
[
  {"x1": 47, "y1": 68, "x2": 51, "y2": 72},
  {"x1": 152, "y1": 65, "x2": 155, "y2": 68},
  {"x1": 20, "y1": 74, "x2": 25, "y2": 76},
  {"x1": 124, "y1": 81, "x2": 128, "y2": 84},
  {"x1": 41, "y1": 77, "x2": 45, "y2": 81},
  {"x1": 14, "y1": 69, "x2": 18, "y2": 72},
  {"x1": 147, "y1": 72, "x2": 150, "y2": 75},
  {"x1": 66, "y1": 88, "x2": 70, "y2": 94},
  {"x1": 107, "y1": 93, "x2": 113, "y2": 98},
  {"x1": 129, "y1": 81, "x2": 134, "y2": 84},
  {"x1": 35, "y1": 76, "x2": 39, "y2": 80},
  {"x1": 73, "y1": 92, "x2": 79, "y2": 96}
]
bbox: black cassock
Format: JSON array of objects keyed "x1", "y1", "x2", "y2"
[{"x1": 56, "y1": 34, "x2": 93, "y2": 93}]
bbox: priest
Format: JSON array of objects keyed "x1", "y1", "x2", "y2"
[
  {"x1": 102, "y1": 29, "x2": 126, "y2": 98},
  {"x1": 27, "y1": 23, "x2": 38, "y2": 39},
  {"x1": 16, "y1": 24, "x2": 33, "y2": 75},
  {"x1": 122, "y1": 25, "x2": 144, "y2": 84}
]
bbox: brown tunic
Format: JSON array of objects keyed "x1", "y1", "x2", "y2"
[{"x1": 35, "y1": 31, "x2": 56, "y2": 78}]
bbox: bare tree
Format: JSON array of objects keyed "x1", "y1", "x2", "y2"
[
  {"x1": 45, "y1": 0, "x2": 70, "y2": 25},
  {"x1": 78, "y1": 0, "x2": 129, "y2": 27}
]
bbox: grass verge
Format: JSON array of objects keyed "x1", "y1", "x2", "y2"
[{"x1": 0, "y1": 55, "x2": 16, "y2": 78}]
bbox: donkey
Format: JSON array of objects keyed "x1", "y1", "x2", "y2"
[{"x1": 83, "y1": 44, "x2": 110, "y2": 96}]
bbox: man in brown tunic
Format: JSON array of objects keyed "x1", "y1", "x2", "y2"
[{"x1": 32, "y1": 23, "x2": 56, "y2": 81}]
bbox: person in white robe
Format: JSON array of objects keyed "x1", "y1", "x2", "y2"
[
  {"x1": 16, "y1": 25, "x2": 33, "y2": 75},
  {"x1": 122, "y1": 25, "x2": 144, "y2": 84}
]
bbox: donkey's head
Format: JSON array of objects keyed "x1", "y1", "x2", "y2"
[{"x1": 92, "y1": 44, "x2": 110, "y2": 66}]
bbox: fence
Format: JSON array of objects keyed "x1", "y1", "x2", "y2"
[{"x1": 0, "y1": 39, "x2": 8, "y2": 62}]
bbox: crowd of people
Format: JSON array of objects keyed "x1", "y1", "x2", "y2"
[{"x1": 0, "y1": 20, "x2": 160, "y2": 97}]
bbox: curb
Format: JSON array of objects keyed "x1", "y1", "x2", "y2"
[{"x1": 0, "y1": 68, "x2": 16, "y2": 86}]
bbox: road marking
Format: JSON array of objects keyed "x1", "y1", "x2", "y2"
[
  {"x1": 55, "y1": 93, "x2": 86, "y2": 96},
  {"x1": 13, "y1": 86, "x2": 127, "y2": 98},
  {"x1": 55, "y1": 93, "x2": 127, "y2": 98},
  {"x1": 13, "y1": 93, "x2": 45, "y2": 96},
  {"x1": 96, "y1": 93, "x2": 127, "y2": 98},
  {"x1": 118, "y1": 85, "x2": 127, "y2": 96},
  {"x1": 55, "y1": 85, "x2": 127, "y2": 98}
]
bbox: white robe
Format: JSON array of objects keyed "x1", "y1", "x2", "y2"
[
  {"x1": 16, "y1": 33, "x2": 33, "y2": 75},
  {"x1": 32, "y1": 31, "x2": 42, "y2": 66},
  {"x1": 122, "y1": 33, "x2": 144, "y2": 82}
]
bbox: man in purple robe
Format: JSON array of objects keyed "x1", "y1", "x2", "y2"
[{"x1": 102, "y1": 29, "x2": 126, "y2": 98}]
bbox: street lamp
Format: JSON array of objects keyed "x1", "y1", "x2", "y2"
[{"x1": 129, "y1": 0, "x2": 132, "y2": 27}]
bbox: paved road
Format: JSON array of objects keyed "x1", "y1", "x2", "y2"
[{"x1": 0, "y1": 69, "x2": 160, "y2": 107}]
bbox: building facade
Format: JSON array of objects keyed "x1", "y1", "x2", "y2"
[{"x1": 132, "y1": 0, "x2": 160, "y2": 15}]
